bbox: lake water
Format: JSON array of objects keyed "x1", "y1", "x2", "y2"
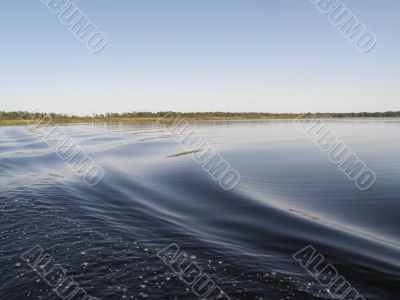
[{"x1": 1, "y1": 119, "x2": 399, "y2": 299}]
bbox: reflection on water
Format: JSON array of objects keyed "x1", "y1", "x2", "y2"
[{"x1": 1, "y1": 119, "x2": 400, "y2": 299}]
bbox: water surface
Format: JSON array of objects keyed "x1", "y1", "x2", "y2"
[{"x1": 1, "y1": 120, "x2": 400, "y2": 299}]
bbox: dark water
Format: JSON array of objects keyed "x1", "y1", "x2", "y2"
[{"x1": 1, "y1": 120, "x2": 400, "y2": 299}]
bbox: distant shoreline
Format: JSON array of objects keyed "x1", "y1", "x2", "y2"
[{"x1": 1, "y1": 111, "x2": 400, "y2": 126}]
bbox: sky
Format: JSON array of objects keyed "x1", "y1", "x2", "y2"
[{"x1": 0, "y1": 0, "x2": 399, "y2": 115}]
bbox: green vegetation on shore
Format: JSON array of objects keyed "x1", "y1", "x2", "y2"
[{"x1": 1, "y1": 111, "x2": 400, "y2": 126}]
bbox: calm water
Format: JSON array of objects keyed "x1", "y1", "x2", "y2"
[{"x1": 1, "y1": 120, "x2": 400, "y2": 299}]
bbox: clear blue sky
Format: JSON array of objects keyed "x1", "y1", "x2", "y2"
[{"x1": 1, "y1": 0, "x2": 399, "y2": 115}]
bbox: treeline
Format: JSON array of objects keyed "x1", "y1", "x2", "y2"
[
  {"x1": 0, "y1": 111, "x2": 78, "y2": 120},
  {"x1": 1, "y1": 111, "x2": 400, "y2": 121},
  {"x1": 89, "y1": 111, "x2": 400, "y2": 118}
]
